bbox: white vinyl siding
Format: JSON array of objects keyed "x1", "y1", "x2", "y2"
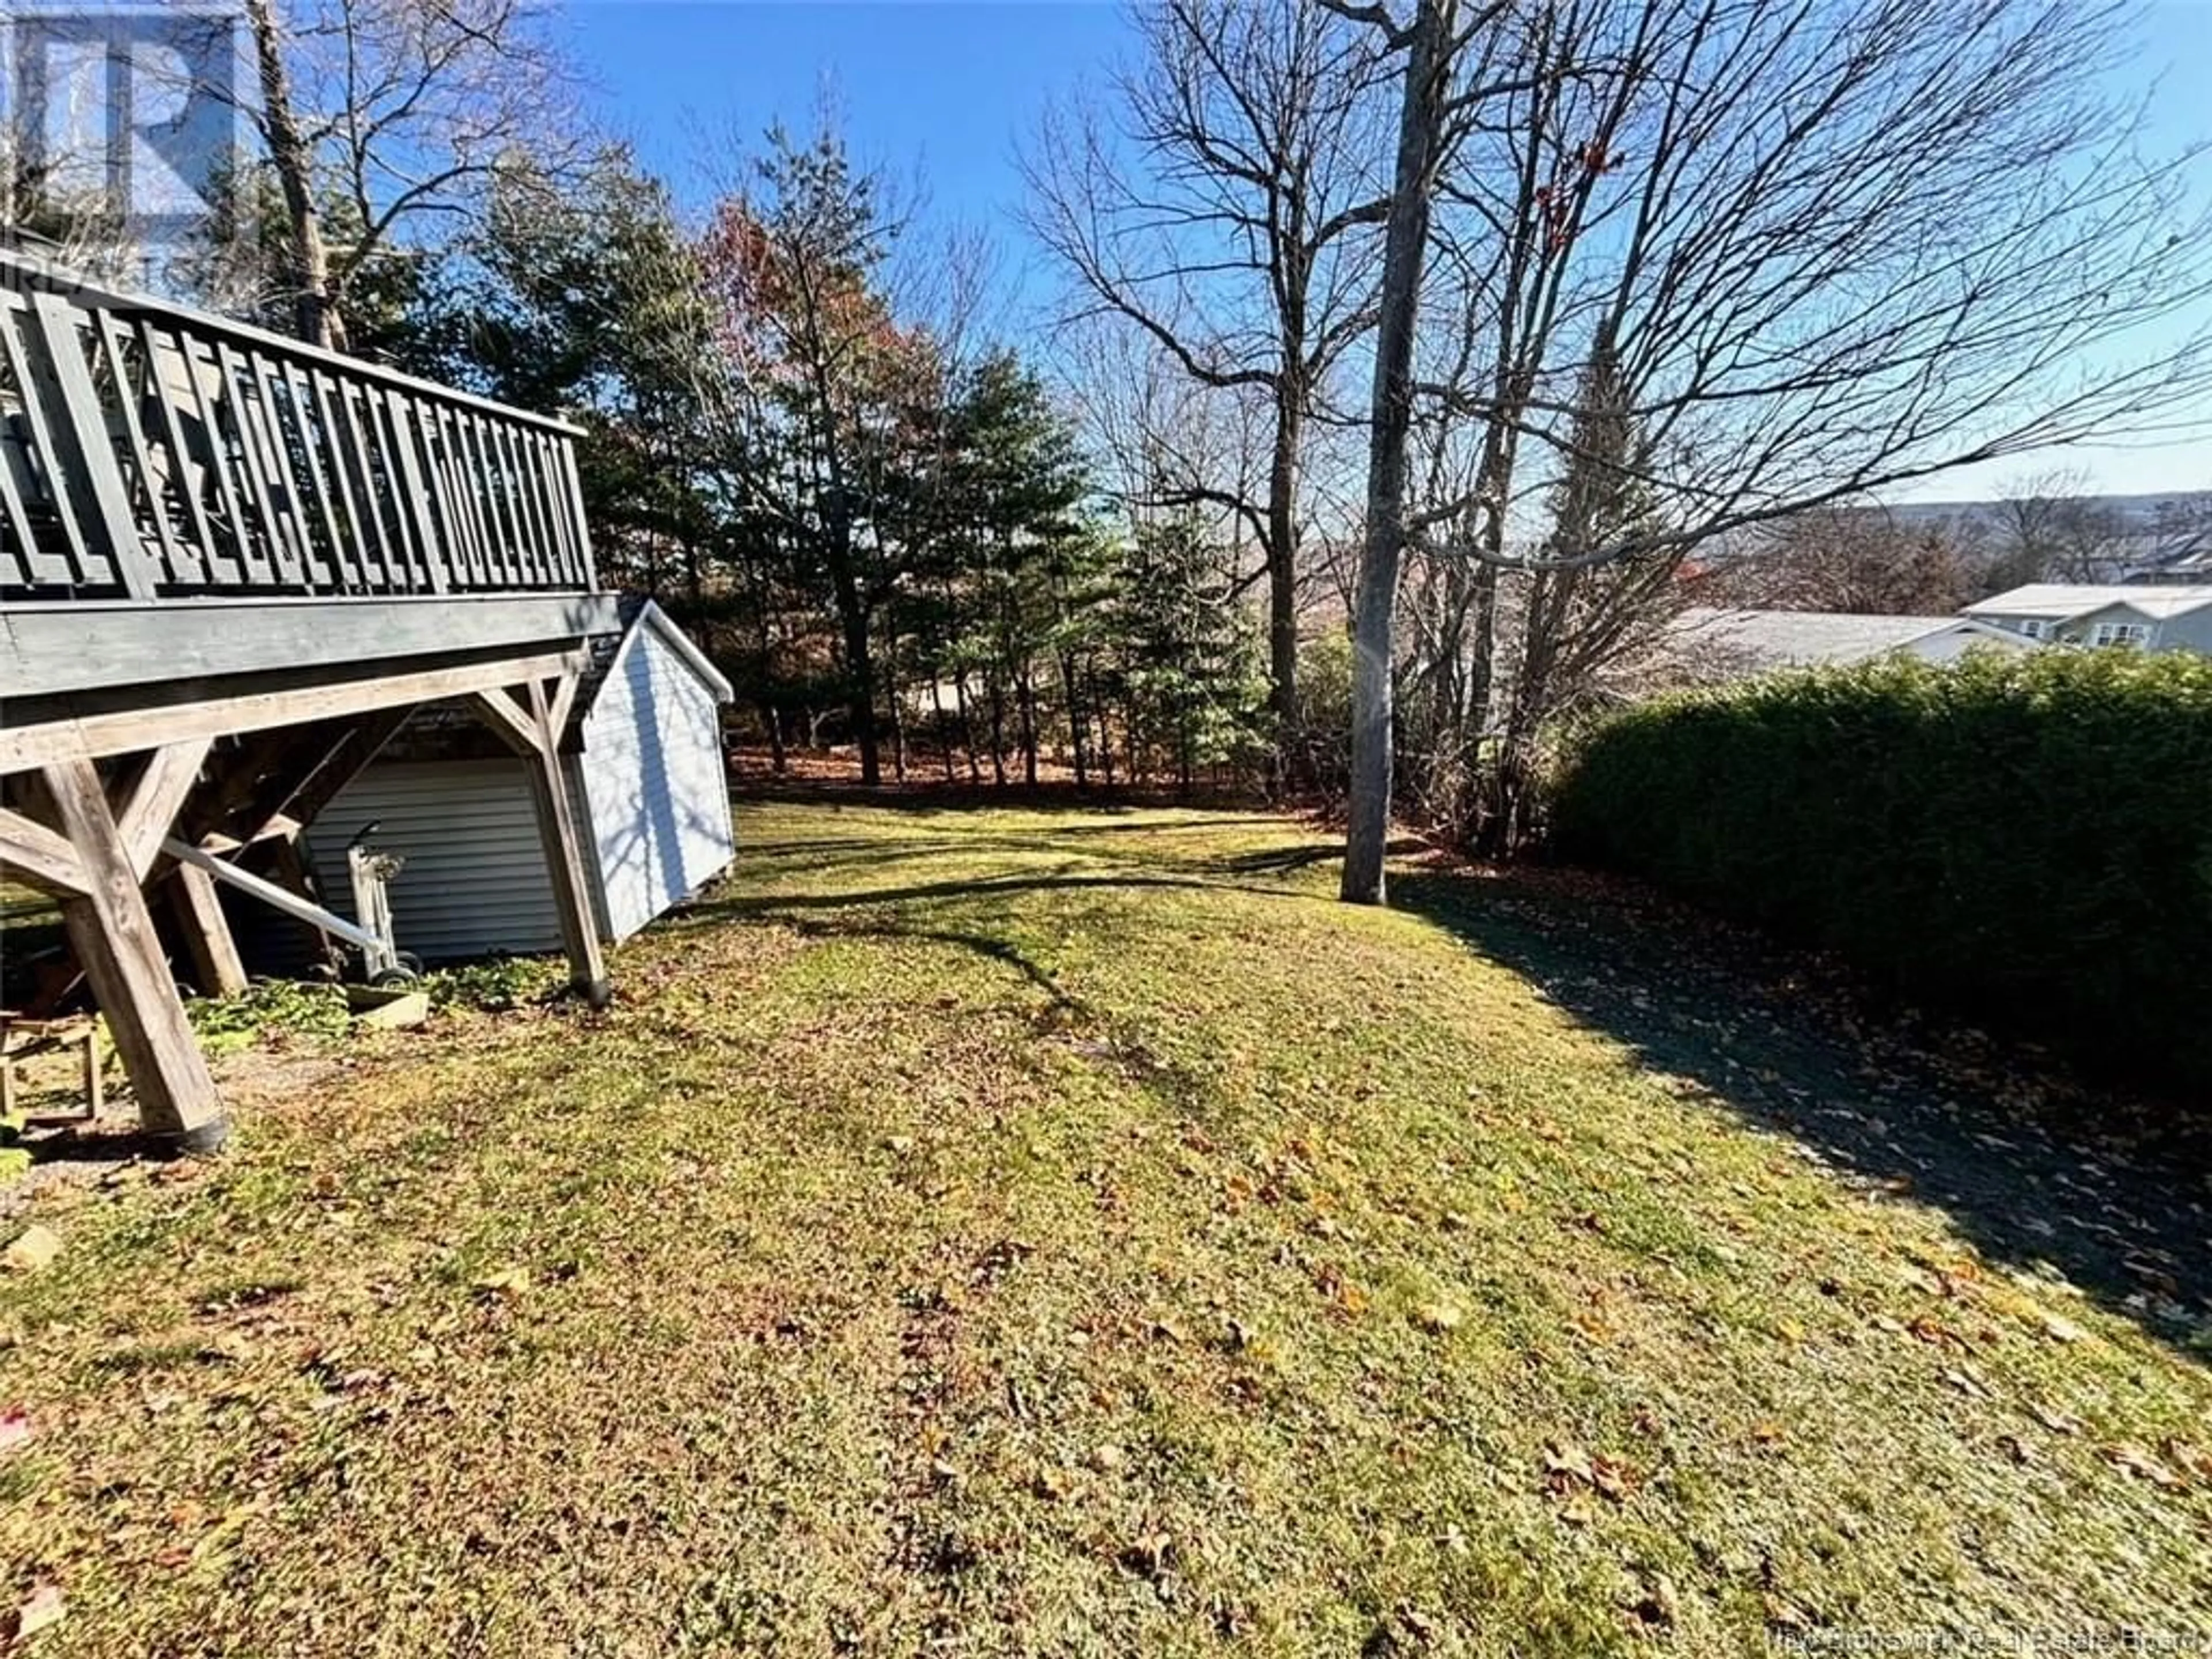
[
  {"x1": 291, "y1": 603, "x2": 733, "y2": 966},
  {"x1": 308, "y1": 759, "x2": 563, "y2": 960},
  {"x1": 579, "y1": 618, "x2": 736, "y2": 940}
]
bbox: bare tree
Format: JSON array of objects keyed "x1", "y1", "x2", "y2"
[
  {"x1": 175, "y1": 0, "x2": 580, "y2": 346},
  {"x1": 1332, "y1": 0, "x2": 2212, "y2": 902},
  {"x1": 1028, "y1": 0, "x2": 1392, "y2": 755},
  {"x1": 1988, "y1": 468, "x2": 2131, "y2": 587},
  {"x1": 1705, "y1": 506, "x2": 1972, "y2": 616}
]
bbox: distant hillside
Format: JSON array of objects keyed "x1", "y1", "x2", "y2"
[
  {"x1": 1870, "y1": 490, "x2": 2212, "y2": 583},
  {"x1": 1881, "y1": 490, "x2": 2212, "y2": 531}
]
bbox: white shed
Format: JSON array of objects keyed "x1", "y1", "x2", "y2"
[{"x1": 298, "y1": 599, "x2": 734, "y2": 962}]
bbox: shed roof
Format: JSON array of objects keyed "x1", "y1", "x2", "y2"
[
  {"x1": 1664, "y1": 608, "x2": 1999, "y2": 669},
  {"x1": 1964, "y1": 584, "x2": 2212, "y2": 622},
  {"x1": 375, "y1": 596, "x2": 728, "y2": 762}
]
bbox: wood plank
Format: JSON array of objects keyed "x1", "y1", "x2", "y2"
[
  {"x1": 28, "y1": 294, "x2": 146, "y2": 594},
  {"x1": 282, "y1": 362, "x2": 351, "y2": 590},
  {"x1": 469, "y1": 685, "x2": 537, "y2": 757},
  {"x1": 168, "y1": 861, "x2": 247, "y2": 996},
  {"x1": 0, "y1": 803, "x2": 86, "y2": 894},
  {"x1": 0, "y1": 306, "x2": 93, "y2": 581},
  {"x1": 309, "y1": 370, "x2": 381, "y2": 590},
  {"x1": 0, "y1": 648, "x2": 586, "y2": 772},
  {"x1": 174, "y1": 332, "x2": 253, "y2": 585},
  {"x1": 116, "y1": 736, "x2": 213, "y2": 876},
  {"x1": 93, "y1": 313, "x2": 185, "y2": 582},
  {"x1": 545, "y1": 667, "x2": 581, "y2": 737},
  {"x1": 554, "y1": 438, "x2": 598, "y2": 588},
  {"x1": 0, "y1": 248, "x2": 581, "y2": 440},
  {"x1": 133, "y1": 318, "x2": 221, "y2": 582},
  {"x1": 38, "y1": 757, "x2": 226, "y2": 1146},
  {"x1": 518, "y1": 673, "x2": 608, "y2": 1005},
  {"x1": 212, "y1": 342, "x2": 294, "y2": 581},
  {"x1": 378, "y1": 388, "x2": 446, "y2": 592},
  {"x1": 1, "y1": 589, "x2": 619, "y2": 702}
]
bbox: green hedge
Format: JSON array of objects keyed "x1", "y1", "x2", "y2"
[{"x1": 1551, "y1": 648, "x2": 2212, "y2": 1090}]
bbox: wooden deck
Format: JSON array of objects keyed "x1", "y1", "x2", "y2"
[{"x1": 0, "y1": 253, "x2": 623, "y2": 1151}]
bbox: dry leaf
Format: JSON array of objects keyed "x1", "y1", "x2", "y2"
[
  {"x1": 2029, "y1": 1402, "x2": 2085, "y2": 1436},
  {"x1": 1589, "y1": 1454, "x2": 1637, "y2": 1502},
  {"x1": 1543, "y1": 1443, "x2": 1594, "y2": 1488},
  {"x1": 1941, "y1": 1366, "x2": 1992, "y2": 1400},
  {"x1": 0, "y1": 1408, "x2": 32, "y2": 1455},
  {"x1": 1034, "y1": 1465, "x2": 1073, "y2": 1500},
  {"x1": 1412, "y1": 1302, "x2": 1464, "y2": 1335},
  {"x1": 3, "y1": 1226, "x2": 61, "y2": 1274},
  {"x1": 1751, "y1": 1420, "x2": 1787, "y2": 1445},
  {"x1": 2165, "y1": 1440, "x2": 2212, "y2": 1483},
  {"x1": 1090, "y1": 1442, "x2": 1125, "y2": 1471},
  {"x1": 2100, "y1": 1444, "x2": 2182, "y2": 1488},
  {"x1": 11, "y1": 1584, "x2": 64, "y2": 1639},
  {"x1": 2036, "y1": 1310, "x2": 2088, "y2": 1344},
  {"x1": 471, "y1": 1266, "x2": 532, "y2": 1300}
]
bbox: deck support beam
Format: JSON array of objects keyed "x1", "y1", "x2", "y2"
[
  {"x1": 168, "y1": 862, "x2": 249, "y2": 998},
  {"x1": 35, "y1": 757, "x2": 226, "y2": 1152},
  {"x1": 471, "y1": 674, "x2": 608, "y2": 1007}
]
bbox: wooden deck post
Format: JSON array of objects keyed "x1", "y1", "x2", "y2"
[
  {"x1": 38, "y1": 756, "x2": 227, "y2": 1151},
  {"x1": 472, "y1": 677, "x2": 608, "y2": 1006},
  {"x1": 168, "y1": 863, "x2": 249, "y2": 997}
]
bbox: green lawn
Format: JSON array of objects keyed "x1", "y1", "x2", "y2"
[{"x1": 2, "y1": 798, "x2": 2207, "y2": 1654}]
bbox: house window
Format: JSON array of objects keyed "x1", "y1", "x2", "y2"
[
  {"x1": 2089, "y1": 620, "x2": 2150, "y2": 648},
  {"x1": 2017, "y1": 619, "x2": 2046, "y2": 639}
]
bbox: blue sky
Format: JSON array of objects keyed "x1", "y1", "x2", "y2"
[{"x1": 565, "y1": 0, "x2": 2212, "y2": 500}]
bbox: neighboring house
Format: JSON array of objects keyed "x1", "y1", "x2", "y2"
[
  {"x1": 296, "y1": 599, "x2": 736, "y2": 963},
  {"x1": 1960, "y1": 585, "x2": 2212, "y2": 654},
  {"x1": 1657, "y1": 608, "x2": 2032, "y2": 680}
]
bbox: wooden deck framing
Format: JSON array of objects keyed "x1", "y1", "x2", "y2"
[{"x1": 0, "y1": 253, "x2": 626, "y2": 1152}]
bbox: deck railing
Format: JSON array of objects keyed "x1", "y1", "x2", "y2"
[{"x1": 0, "y1": 254, "x2": 595, "y2": 603}]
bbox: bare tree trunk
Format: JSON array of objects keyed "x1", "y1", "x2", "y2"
[
  {"x1": 987, "y1": 677, "x2": 1008, "y2": 787},
  {"x1": 1017, "y1": 668, "x2": 1040, "y2": 786},
  {"x1": 243, "y1": 0, "x2": 343, "y2": 349},
  {"x1": 954, "y1": 675, "x2": 982, "y2": 784},
  {"x1": 824, "y1": 527, "x2": 880, "y2": 785},
  {"x1": 1267, "y1": 389, "x2": 1304, "y2": 767},
  {"x1": 1059, "y1": 651, "x2": 1089, "y2": 788},
  {"x1": 930, "y1": 676, "x2": 957, "y2": 781},
  {"x1": 1342, "y1": 0, "x2": 1452, "y2": 905}
]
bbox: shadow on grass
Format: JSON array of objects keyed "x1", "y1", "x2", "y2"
[{"x1": 1391, "y1": 866, "x2": 2212, "y2": 1359}]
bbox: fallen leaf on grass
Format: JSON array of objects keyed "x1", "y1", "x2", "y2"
[
  {"x1": 2035, "y1": 1310, "x2": 2089, "y2": 1344},
  {"x1": 2029, "y1": 1403, "x2": 2085, "y2": 1436},
  {"x1": 2100, "y1": 1444, "x2": 2182, "y2": 1488},
  {"x1": 1941, "y1": 1366, "x2": 1993, "y2": 1401},
  {"x1": 2165, "y1": 1441, "x2": 2212, "y2": 1483},
  {"x1": 10, "y1": 1584, "x2": 63, "y2": 1639},
  {"x1": 1750, "y1": 1420, "x2": 1787, "y2": 1446},
  {"x1": 0, "y1": 1409, "x2": 31, "y2": 1454},
  {"x1": 3, "y1": 1226, "x2": 61, "y2": 1274},
  {"x1": 470, "y1": 1266, "x2": 532, "y2": 1300},
  {"x1": 1412, "y1": 1302, "x2": 1463, "y2": 1335}
]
